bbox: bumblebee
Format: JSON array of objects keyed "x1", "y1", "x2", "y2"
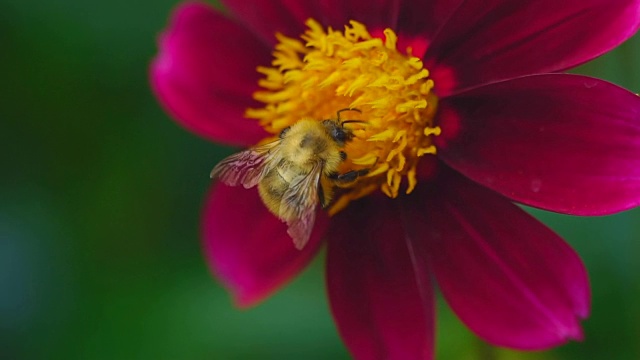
[{"x1": 210, "y1": 109, "x2": 368, "y2": 249}]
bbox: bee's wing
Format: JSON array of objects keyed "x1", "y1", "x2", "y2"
[
  {"x1": 210, "y1": 141, "x2": 280, "y2": 189},
  {"x1": 281, "y1": 162, "x2": 322, "y2": 250}
]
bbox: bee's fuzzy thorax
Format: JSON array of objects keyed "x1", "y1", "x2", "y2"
[{"x1": 280, "y1": 119, "x2": 342, "y2": 173}]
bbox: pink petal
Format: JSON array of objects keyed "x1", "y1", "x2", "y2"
[
  {"x1": 436, "y1": 74, "x2": 640, "y2": 215},
  {"x1": 203, "y1": 183, "x2": 327, "y2": 307},
  {"x1": 221, "y1": 0, "x2": 321, "y2": 44},
  {"x1": 315, "y1": 0, "x2": 401, "y2": 30},
  {"x1": 151, "y1": 2, "x2": 270, "y2": 147},
  {"x1": 416, "y1": 169, "x2": 589, "y2": 349},
  {"x1": 326, "y1": 196, "x2": 434, "y2": 360},
  {"x1": 424, "y1": 0, "x2": 640, "y2": 95},
  {"x1": 223, "y1": 0, "x2": 402, "y2": 46},
  {"x1": 395, "y1": 0, "x2": 465, "y2": 58}
]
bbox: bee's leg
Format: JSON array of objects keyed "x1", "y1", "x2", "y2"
[
  {"x1": 318, "y1": 178, "x2": 333, "y2": 208},
  {"x1": 279, "y1": 126, "x2": 291, "y2": 139},
  {"x1": 339, "y1": 151, "x2": 347, "y2": 161},
  {"x1": 329, "y1": 168, "x2": 370, "y2": 184},
  {"x1": 318, "y1": 183, "x2": 327, "y2": 208}
]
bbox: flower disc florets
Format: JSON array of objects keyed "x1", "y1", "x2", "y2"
[{"x1": 247, "y1": 19, "x2": 440, "y2": 214}]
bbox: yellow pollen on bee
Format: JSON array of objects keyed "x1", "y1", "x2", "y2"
[{"x1": 246, "y1": 19, "x2": 440, "y2": 214}]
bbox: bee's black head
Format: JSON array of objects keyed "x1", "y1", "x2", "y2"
[{"x1": 323, "y1": 119, "x2": 351, "y2": 146}]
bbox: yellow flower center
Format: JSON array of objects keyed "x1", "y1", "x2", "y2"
[{"x1": 246, "y1": 19, "x2": 440, "y2": 214}]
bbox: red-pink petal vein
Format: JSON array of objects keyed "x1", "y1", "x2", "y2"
[
  {"x1": 417, "y1": 170, "x2": 589, "y2": 349},
  {"x1": 326, "y1": 196, "x2": 434, "y2": 360},
  {"x1": 424, "y1": 0, "x2": 640, "y2": 95},
  {"x1": 437, "y1": 74, "x2": 640, "y2": 215}
]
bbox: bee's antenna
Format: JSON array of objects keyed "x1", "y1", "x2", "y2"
[
  {"x1": 340, "y1": 120, "x2": 367, "y2": 126},
  {"x1": 336, "y1": 108, "x2": 362, "y2": 122}
]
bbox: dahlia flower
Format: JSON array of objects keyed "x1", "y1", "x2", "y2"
[{"x1": 151, "y1": 0, "x2": 640, "y2": 358}]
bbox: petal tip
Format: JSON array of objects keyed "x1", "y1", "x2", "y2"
[
  {"x1": 567, "y1": 324, "x2": 585, "y2": 343},
  {"x1": 230, "y1": 286, "x2": 265, "y2": 309}
]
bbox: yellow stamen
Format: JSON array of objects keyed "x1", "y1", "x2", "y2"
[{"x1": 246, "y1": 19, "x2": 440, "y2": 213}]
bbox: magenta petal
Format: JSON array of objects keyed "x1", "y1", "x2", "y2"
[
  {"x1": 418, "y1": 170, "x2": 589, "y2": 349},
  {"x1": 425, "y1": 0, "x2": 640, "y2": 95},
  {"x1": 395, "y1": 0, "x2": 465, "y2": 57},
  {"x1": 151, "y1": 2, "x2": 270, "y2": 146},
  {"x1": 223, "y1": 0, "x2": 401, "y2": 45},
  {"x1": 221, "y1": 0, "x2": 321, "y2": 43},
  {"x1": 437, "y1": 74, "x2": 640, "y2": 215},
  {"x1": 315, "y1": 0, "x2": 401, "y2": 30},
  {"x1": 326, "y1": 196, "x2": 434, "y2": 360},
  {"x1": 203, "y1": 183, "x2": 327, "y2": 307}
]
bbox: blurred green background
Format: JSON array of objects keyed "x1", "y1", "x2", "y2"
[{"x1": 2, "y1": 0, "x2": 639, "y2": 359}]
